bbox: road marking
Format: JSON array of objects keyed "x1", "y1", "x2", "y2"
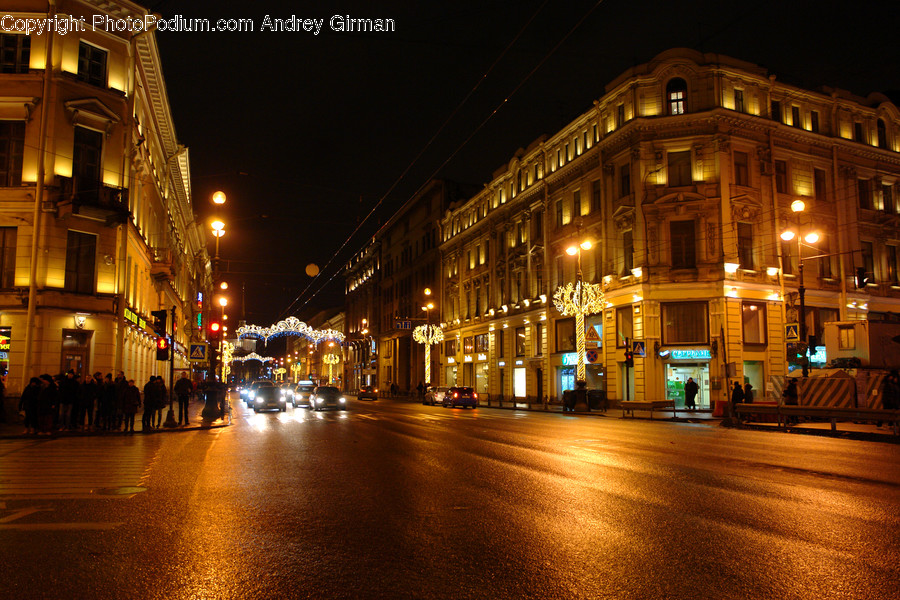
[{"x1": 0, "y1": 507, "x2": 53, "y2": 523}]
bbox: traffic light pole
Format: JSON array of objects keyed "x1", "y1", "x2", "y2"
[{"x1": 163, "y1": 305, "x2": 178, "y2": 428}]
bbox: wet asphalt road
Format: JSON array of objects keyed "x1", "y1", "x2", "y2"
[{"x1": 2, "y1": 395, "x2": 899, "y2": 599}]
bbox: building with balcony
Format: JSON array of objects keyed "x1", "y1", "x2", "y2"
[
  {"x1": 0, "y1": 0, "x2": 211, "y2": 398},
  {"x1": 436, "y1": 48, "x2": 900, "y2": 408}
]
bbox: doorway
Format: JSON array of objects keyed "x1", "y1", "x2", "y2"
[
  {"x1": 665, "y1": 362, "x2": 710, "y2": 409},
  {"x1": 60, "y1": 329, "x2": 93, "y2": 377}
]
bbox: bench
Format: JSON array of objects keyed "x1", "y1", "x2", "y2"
[{"x1": 619, "y1": 400, "x2": 676, "y2": 419}]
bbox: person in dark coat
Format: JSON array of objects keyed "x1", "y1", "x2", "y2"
[
  {"x1": 77, "y1": 374, "x2": 98, "y2": 431},
  {"x1": 19, "y1": 377, "x2": 41, "y2": 434},
  {"x1": 174, "y1": 372, "x2": 193, "y2": 426},
  {"x1": 37, "y1": 374, "x2": 58, "y2": 435},
  {"x1": 731, "y1": 381, "x2": 745, "y2": 404},
  {"x1": 684, "y1": 377, "x2": 699, "y2": 410},
  {"x1": 58, "y1": 369, "x2": 79, "y2": 430},
  {"x1": 142, "y1": 377, "x2": 158, "y2": 430},
  {"x1": 114, "y1": 371, "x2": 128, "y2": 430},
  {"x1": 882, "y1": 370, "x2": 900, "y2": 410},
  {"x1": 100, "y1": 374, "x2": 116, "y2": 431},
  {"x1": 153, "y1": 376, "x2": 167, "y2": 427},
  {"x1": 743, "y1": 383, "x2": 754, "y2": 404},
  {"x1": 122, "y1": 380, "x2": 141, "y2": 433}
]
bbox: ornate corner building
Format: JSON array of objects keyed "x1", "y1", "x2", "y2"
[
  {"x1": 352, "y1": 48, "x2": 900, "y2": 407},
  {"x1": 0, "y1": 1, "x2": 211, "y2": 394}
]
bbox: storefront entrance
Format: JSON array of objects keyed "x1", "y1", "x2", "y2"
[
  {"x1": 665, "y1": 362, "x2": 710, "y2": 409},
  {"x1": 558, "y1": 366, "x2": 574, "y2": 394}
]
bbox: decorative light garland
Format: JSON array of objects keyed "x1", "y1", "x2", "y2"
[
  {"x1": 236, "y1": 315, "x2": 345, "y2": 344},
  {"x1": 413, "y1": 324, "x2": 444, "y2": 385},
  {"x1": 231, "y1": 352, "x2": 275, "y2": 363},
  {"x1": 553, "y1": 281, "x2": 604, "y2": 381}
]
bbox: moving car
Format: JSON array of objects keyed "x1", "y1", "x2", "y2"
[
  {"x1": 244, "y1": 379, "x2": 273, "y2": 404},
  {"x1": 357, "y1": 385, "x2": 378, "y2": 401},
  {"x1": 423, "y1": 386, "x2": 450, "y2": 406},
  {"x1": 292, "y1": 380, "x2": 316, "y2": 408},
  {"x1": 249, "y1": 380, "x2": 286, "y2": 412},
  {"x1": 279, "y1": 382, "x2": 294, "y2": 405},
  {"x1": 442, "y1": 386, "x2": 478, "y2": 408},
  {"x1": 310, "y1": 386, "x2": 347, "y2": 411}
]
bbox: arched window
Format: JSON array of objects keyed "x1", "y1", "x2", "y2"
[
  {"x1": 877, "y1": 118, "x2": 888, "y2": 149},
  {"x1": 666, "y1": 78, "x2": 687, "y2": 115}
]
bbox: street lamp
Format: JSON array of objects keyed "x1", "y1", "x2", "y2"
[
  {"x1": 780, "y1": 199, "x2": 821, "y2": 378},
  {"x1": 554, "y1": 240, "x2": 604, "y2": 387},
  {"x1": 323, "y1": 353, "x2": 340, "y2": 384}
]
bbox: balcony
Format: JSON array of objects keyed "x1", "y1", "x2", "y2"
[
  {"x1": 151, "y1": 246, "x2": 176, "y2": 281},
  {"x1": 58, "y1": 176, "x2": 130, "y2": 226}
]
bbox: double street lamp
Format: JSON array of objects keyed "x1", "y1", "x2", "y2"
[{"x1": 780, "y1": 199, "x2": 821, "y2": 378}]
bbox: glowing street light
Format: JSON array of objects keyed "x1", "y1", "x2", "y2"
[
  {"x1": 781, "y1": 201, "x2": 822, "y2": 378},
  {"x1": 554, "y1": 240, "x2": 603, "y2": 384},
  {"x1": 323, "y1": 353, "x2": 340, "y2": 383}
]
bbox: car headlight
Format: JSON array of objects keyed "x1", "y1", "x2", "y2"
[
  {"x1": 339, "y1": 397, "x2": 346, "y2": 403},
  {"x1": 316, "y1": 397, "x2": 323, "y2": 404}
]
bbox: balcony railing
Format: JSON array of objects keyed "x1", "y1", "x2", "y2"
[{"x1": 58, "y1": 176, "x2": 130, "y2": 226}]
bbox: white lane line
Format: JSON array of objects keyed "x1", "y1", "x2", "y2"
[{"x1": 0, "y1": 522, "x2": 124, "y2": 531}]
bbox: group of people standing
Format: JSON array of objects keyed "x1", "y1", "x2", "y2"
[{"x1": 18, "y1": 371, "x2": 196, "y2": 435}]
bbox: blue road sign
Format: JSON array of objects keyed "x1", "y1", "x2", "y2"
[{"x1": 633, "y1": 340, "x2": 646, "y2": 357}]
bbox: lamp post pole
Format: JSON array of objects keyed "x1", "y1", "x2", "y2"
[{"x1": 798, "y1": 249, "x2": 808, "y2": 378}]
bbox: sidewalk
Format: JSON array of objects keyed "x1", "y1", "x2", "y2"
[{"x1": 0, "y1": 397, "x2": 231, "y2": 440}]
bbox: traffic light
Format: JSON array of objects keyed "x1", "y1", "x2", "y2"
[
  {"x1": 624, "y1": 349, "x2": 634, "y2": 367},
  {"x1": 208, "y1": 321, "x2": 221, "y2": 342},
  {"x1": 787, "y1": 342, "x2": 808, "y2": 363},
  {"x1": 156, "y1": 336, "x2": 170, "y2": 361},
  {"x1": 855, "y1": 267, "x2": 871, "y2": 288},
  {"x1": 151, "y1": 309, "x2": 167, "y2": 335}
]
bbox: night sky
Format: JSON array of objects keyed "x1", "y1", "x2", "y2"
[{"x1": 146, "y1": 0, "x2": 899, "y2": 327}]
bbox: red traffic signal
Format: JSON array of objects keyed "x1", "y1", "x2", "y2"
[
  {"x1": 156, "y1": 336, "x2": 170, "y2": 361},
  {"x1": 209, "y1": 321, "x2": 221, "y2": 340}
]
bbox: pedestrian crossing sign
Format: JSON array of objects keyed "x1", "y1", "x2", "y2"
[
  {"x1": 189, "y1": 344, "x2": 207, "y2": 362},
  {"x1": 633, "y1": 340, "x2": 646, "y2": 357},
  {"x1": 785, "y1": 323, "x2": 800, "y2": 342}
]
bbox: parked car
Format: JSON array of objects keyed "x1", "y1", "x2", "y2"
[
  {"x1": 357, "y1": 385, "x2": 378, "y2": 401},
  {"x1": 249, "y1": 381, "x2": 286, "y2": 412},
  {"x1": 423, "y1": 386, "x2": 450, "y2": 406},
  {"x1": 443, "y1": 386, "x2": 478, "y2": 408},
  {"x1": 292, "y1": 380, "x2": 316, "y2": 408},
  {"x1": 310, "y1": 386, "x2": 347, "y2": 411}
]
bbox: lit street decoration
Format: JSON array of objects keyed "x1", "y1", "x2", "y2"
[
  {"x1": 221, "y1": 341, "x2": 234, "y2": 381},
  {"x1": 413, "y1": 324, "x2": 444, "y2": 385},
  {"x1": 323, "y1": 353, "x2": 340, "y2": 383},
  {"x1": 232, "y1": 352, "x2": 274, "y2": 363},
  {"x1": 236, "y1": 316, "x2": 344, "y2": 344},
  {"x1": 553, "y1": 281, "x2": 604, "y2": 381}
]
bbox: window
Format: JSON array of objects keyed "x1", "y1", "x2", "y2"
[
  {"x1": 444, "y1": 339, "x2": 457, "y2": 357},
  {"x1": 533, "y1": 210, "x2": 542, "y2": 240},
  {"x1": 888, "y1": 246, "x2": 899, "y2": 285},
  {"x1": 741, "y1": 302, "x2": 767, "y2": 344},
  {"x1": 858, "y1": 179, "x2": 872, "y2": 210},
  {"x1": 73, "y1": 126, "x2": 103, "y2": 199},
  {"x1": 474, "y1": 334, "x2": 489, "y2": 353},
  {"x1": 781, "y1": 239, "x2": 796, "y2": 275},
  {"x1": 817, "y1": 237, "x2": 833, "y2": 279},
  {"x1": 64, "y1": 230, "x2": 96, "y2": 294},
  {"x1": 791, "y1": 106, "x2": 801, "y2": 128},
  {"x1": 737, "y1": 222, "x2": 753, "y2": 270},
  {"x1": 854, "y1": 122, "x2": 864, "y2": 143},
  {"x1": 814, "y1": 168, "x2": 827, "y2": 201},
  {"x1": 593, "y1": 124, "x2": 598, "y2": 142},
  {"x1": 0, "y1": 34, "x2": 30, "y2": 73},
  {"x1": 565, "y1": 143, "x2": 570, "y2": 161},
  {"x1": 619, "y1": 163, "x2": 631, "y2": 197},
  {"x1": 573, "y1": 190, "x2": 581, "y2": 218},
  {"x1": 770, "y1": 100, "x2": 781, "y2": 122},
  {"x1": 616, "y1": 307, "x2": 633, "y2": 348},
  {"x1": 733, "y1": 89, "x2": 744, "y2": 113},
  {"x1": 535, "y1": 323, "x2": 543, "y2": 356},
  {"x1": 497, "y1": 329, "x2": 505, "y2": 357},
  {"x1": 0, "y1": 227, "x2": 16, "y2": 288},
  {"x1": 662, "y1": 302, "x2": 708, "y2": 345},
  {"x1": 670, "y1": 220, "x2": 697, "y2": 269},
  {"x1": 591, "y1": 179, "x2": 601, "y2": 212},
  {"x1": 810, "y1": 111, "x2": 820, "y2": 134},
  {"x1": 733, "y1": 151, "x2": 749, "y2": 186},
  {"x1": 667, "y1": 150, "x2": 692, "y2": 187},
  {"x1": 666, "y1": 78, "x2": 687, "y2": 115},
  {"x1": 556, "y1": 198, "x2": 564, "y2": 228},
  {"x1": 515, "y1": 327, "x2": 526, "y2": 357},
  {"x1": 877, "y1": 119, "x2": 888, "y2": 149},
  {"x1": 77, "y1": 42, "x2": 107, "y2": 87},
  {"x1": 557, "y1": 148, "x2": 562, "y2": 168},
  {"x1": 838, "y1": 326, "x2": 856, "y2": 350},
  {"x1": 616, "y1": 104, "x2": 625, "y2": 128},
  {"x1": 556, "y1": 318, "x2": 575, "y2": 353},
  {"x1": 774, "y1": 160, "x2": 788, "y2": 194},
  {"x1": 884, "y1": 184, "x2": 895, "y2": 214},
  {"x1": 463, "y1": 336, "x2": 474, "y2": 354},
  {"x1": 0, "y1": 121, "x2": 25, "y2": 187},
  {"x1": 861, "y1": 241, "x2": 874, "y2": 280},
  {"x1": 622, "y1": 230, "x2": 633, "y2": 275}
]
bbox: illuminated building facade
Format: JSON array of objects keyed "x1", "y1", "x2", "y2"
[
  {"x1": 437, "y1": 48, "x2": 900, "y2": 407},
  {"x1": 0, "y1": 0, "x2": 211, "y2": 397}
]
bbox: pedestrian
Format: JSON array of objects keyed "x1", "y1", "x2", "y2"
[
  {"x1": 731, "y1": 381, "x2": 745, "y2": 404},
  {"x1": 19, "y1": 377, "x2": 41, "y2": 435},
  {"x1": 77, "y1": 374, "x2": 97, "y2": 431},
  {"x1": 58, "y1": 369, "x2": 78, "y2": 430},
  {"x1": 684, "y1": 377, "x2": 699, "y2": 410},
  {"x1": 416, "y1": 381, "x2": 424, "y2": 400},
  {"x1": 174, "y1": 372, "x2": 193, "y2": 426},
  {"x1": 114, "y1": 371, "x2": 128, "y2": 430},
  {"x1": 122, "y1": 379, "x2": 141, "y2": 433},
  {"x1": 743, "y1": 383, "x2": 754, "y2": 404},
  {"x1": 153, "y1": 376, "x2": 167, "y2": 427},
  {"x1": 37, "y1": 374, "x2": 58, "y2": 435},
  {"x1": 142, "y1": 376, "x2": 158, "y2": 431},
  {"x1": 782, "y1": 377, "x2": 800, "y2": 424},
  {"x1": 877, "y1": 370, "x2": 900, "y2": 427},
  {"x1": 100, "y1": 374, "x2": 116, "y2": 431}
]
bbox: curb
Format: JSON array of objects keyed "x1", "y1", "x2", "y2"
[{"x1": 0, "y1": 419, "x2": 230, "y2": 440}]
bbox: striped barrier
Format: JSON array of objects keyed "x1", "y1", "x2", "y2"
[{"x1": 798, "y1": 377, "x2": 854, "y2": 408}]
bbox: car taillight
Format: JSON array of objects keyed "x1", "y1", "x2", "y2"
[
  {"x1": 473, "y1": 393, "x2": 478, "y2": 399},
  {"x1": 453, "y1": 392, "x2": 459, "y2": 398}
]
